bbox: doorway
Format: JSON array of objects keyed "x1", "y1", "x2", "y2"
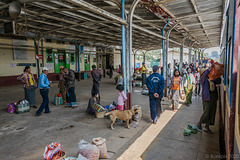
[{"x1": 84, "y1": 54, "x2": 90, "y2": 71}]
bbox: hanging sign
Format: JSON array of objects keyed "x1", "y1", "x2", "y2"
[
  {"x1": 59, "y1": 55, "x2": 64, "y2": 60},
  {"x1": 36, "y1": 55, "x2": 43, "y2": 59}
]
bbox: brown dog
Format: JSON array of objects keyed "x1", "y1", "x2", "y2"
[{"x1": 105, "y1": 108, "x2": 138, "y2": 130}]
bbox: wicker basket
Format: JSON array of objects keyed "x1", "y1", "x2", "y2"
[{"x1": 95, "y1": 111, "x2": 106, "y2": 118}]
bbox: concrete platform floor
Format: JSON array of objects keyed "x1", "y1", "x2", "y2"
[
  {"x1": 0, "y1": 77, "x2": 173, "y2": 160},
  {"x1": 141, "y1": 96, "x2": 220, "y2": 160}
]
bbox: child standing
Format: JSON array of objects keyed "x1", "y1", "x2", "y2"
[
  {"x1": 169, "y1": 69, "x2": 182, "y2": 111},
  {"x1": 116, "y1": 84, "x2": 127, "y2": 110},
  {"x1": 194, "y1": 67, "x2": 201, "y2": 96}
]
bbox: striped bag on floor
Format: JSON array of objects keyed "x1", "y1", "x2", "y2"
[{"x1": 92, "y1": 103, "x2": 106, "y2": 112}]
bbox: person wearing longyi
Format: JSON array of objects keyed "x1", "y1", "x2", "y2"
[
  {"x1": 183, "y1": 67, "x2": 196, "y2": 106},
  {"x1": 17, "y1": 66, "x2": 37, "y2": 108}
]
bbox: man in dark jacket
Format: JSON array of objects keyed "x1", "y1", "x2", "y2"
[
  {"x1": 91, "y1": 65, "x2": 102, "y2": 99},
  {"x1": 146, "y1": 65, "x2": 165, "y2": 124},
  {"x1": 63, "y1": 68, "x2": 77, "y2": 108}
]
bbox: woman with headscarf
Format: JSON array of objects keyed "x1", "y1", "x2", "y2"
[
  {"x1": 183, "y1": 67, "x2": 196, "y2": 106},
  {"x1": 17, "y1": 66, "x2": 37, "y2": 108}
]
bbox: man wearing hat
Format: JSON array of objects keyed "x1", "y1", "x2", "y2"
[
  {"x1": 141, "y1": 62, "x2": 148, "y2": 86},
  {"x1": 91, "y1": 65, "x2": 102, "y2": 99},
  {"x1": 197, "y1": 65, "x2": 221, "y2": 133},
  {"x1": 146, "y1": 65, "x2": 165, "y2": 124},
  {"x1": 36, "y1": 67, "x2": 52, "y2": 116}
]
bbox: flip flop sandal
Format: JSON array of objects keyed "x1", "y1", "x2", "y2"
[{"x1": 204, "y1": 129, "x2": 214, "y2": 134}]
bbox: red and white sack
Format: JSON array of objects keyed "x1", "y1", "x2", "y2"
[
  {"x1": 92, "y1": 138, "x2": 110, "y2": 159},
  {"x1": 78, "y1": 140, "x2": 100, "y2": 160},
  {"x1": 43, "y1": 142, "x2": 62, "y2": 160}
]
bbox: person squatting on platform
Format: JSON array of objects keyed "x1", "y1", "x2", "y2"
[{"x1": 146, "y1": 65, "x2": 165, "y2": 124}]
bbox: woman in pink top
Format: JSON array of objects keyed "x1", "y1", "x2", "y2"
[{"x1": 116, "y1": 84, "x2": 127, "y2": 110}]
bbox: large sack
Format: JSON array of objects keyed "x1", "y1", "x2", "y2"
[
  {"x1": 92, "y1": 138, "x2": 110, "y2": 159},
  {"x1": 208, "y1": 62, "x2": 224, "y2": 81},
  {"x1": 78, "y1": 140, "x2": 100, "y2": 160}
]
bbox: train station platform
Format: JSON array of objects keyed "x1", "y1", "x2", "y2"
[
  {"x1": 0, "y1": 77, "x2": 221, "y2": 160},
  {"x1": 141, "y1": 96, "x2": 220, "y2": 160},
  {"x1": 0, "y1": 77, "x2": 173, "y2": 160}
]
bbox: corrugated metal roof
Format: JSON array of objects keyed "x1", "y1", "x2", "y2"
[{"x1": 0, "y1": 0, "x2": 223, "y2": 49}]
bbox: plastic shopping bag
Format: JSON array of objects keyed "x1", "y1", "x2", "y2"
[
  {"x1": 208, "y1": 62, "x2": 224, "y2": 81},
  {"x1": 43, "y1": 142, "x2": 62, "y2": 160},
  {"x1": 78, "y1": 140, "x2": 100, "y2": 160},
  {"x1": 92, "y1": 138, "x2": 110, "y2": 159}
]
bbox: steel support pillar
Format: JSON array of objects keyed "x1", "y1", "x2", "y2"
[
  {"x1": 188, "y1": 47, "x2": 192, "y2": 64},
  {"x1": 121, "y1": 0, "x2": 127, "y2": 94},
  {"x1": 198, "y1": 49, "x2": 201, "y2": 67},
  {"x1": 162, "y1": 21, "x2": 169, "y2": 80},
  {"x1": 41, "y1": 39, "x2": 44, "y2": 67},
  {"x1": 34, "y1": 40, "x2": 40, "y2": 78},
  {"x1": 180, "y1": 45, "x2": 183, "y2": 70},
  {"x1": 194, "y1": 50, "x2": 197, "y2": 69}
]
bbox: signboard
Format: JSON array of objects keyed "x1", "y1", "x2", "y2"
[
  {"x1": 36, "y1": 55, "x2": 43, "y2": 59},
  {"x1": 59, "y1": 55, "x2": 63, "y2": 60}
]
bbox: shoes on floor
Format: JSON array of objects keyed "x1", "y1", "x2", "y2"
[{"x1": 196, "y1": 125, "x2": 202, "y2": 132}]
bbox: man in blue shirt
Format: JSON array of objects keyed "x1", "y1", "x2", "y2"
[
  {"x1": 146, "y1": 65, "x2": 165, "y2": 124},
  {"x1": 36, "y1": 67, "x2": 52, "y2": 116}
]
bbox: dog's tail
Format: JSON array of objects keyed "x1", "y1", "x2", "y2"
[{"x1": 104, "y1": 112, "x2": 112, "y2": 116}]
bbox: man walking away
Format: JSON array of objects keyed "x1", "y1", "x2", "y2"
[
  {"x1": 36, "y1": 67, "x2": 52, "y2": 116},
  {"x1": 91, "y1": 65, "x2": 102, "y2": 100},
  {"x1": 146, "y1": 65, "x2": 165, "y2": 124},
  {"x1": 63, "y1": 68, "x2": 77, "y2": 108}
]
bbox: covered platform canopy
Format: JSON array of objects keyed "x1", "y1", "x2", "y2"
[{"x1": 0, "y1": 0, "x2": 223, "y2": 50}]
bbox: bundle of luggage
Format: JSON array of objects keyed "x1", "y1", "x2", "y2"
[
  {"x1": 54, "y1": 93, "x2": 63, "y2": 106},
  {"x1": 43, "y1": 138, "x2": 110, "y2": 160},
  {"x1": 7, "y1": 99, "x2": 30, "y2": 114}
]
